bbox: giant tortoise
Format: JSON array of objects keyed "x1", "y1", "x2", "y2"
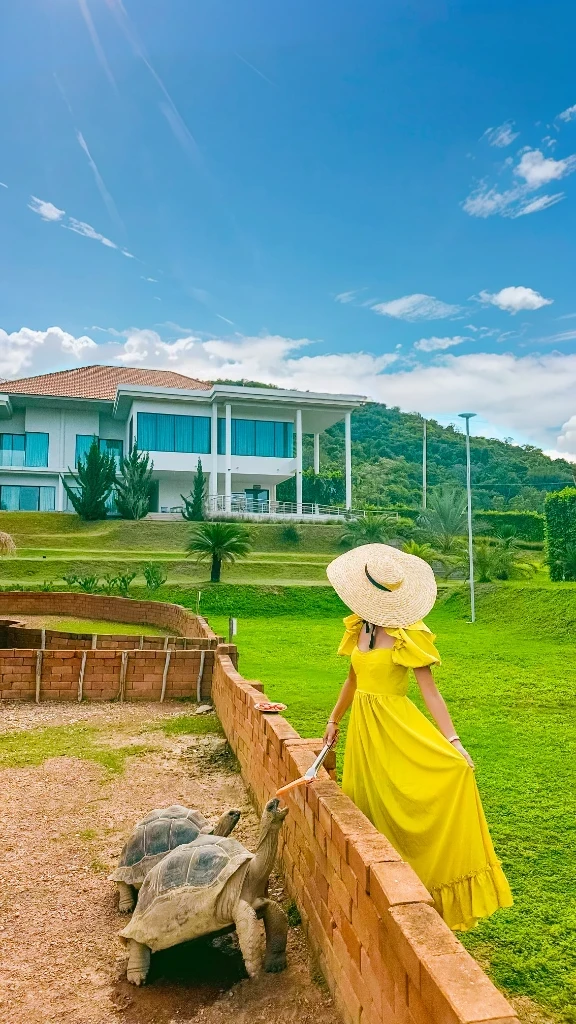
[
  {"x1": 119, "y1": 798, "x2": 289, "y2": 983},
  {"x1": 110, "y1": 804, "x2": 241, "y2": 913}
]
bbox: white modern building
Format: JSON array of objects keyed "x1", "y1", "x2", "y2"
[{"x1": 0, "y1": 366, "x2": 365, "y2": 518}]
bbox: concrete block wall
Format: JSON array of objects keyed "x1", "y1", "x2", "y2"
[
  {"x1": 0, "y1": 647, "x2": 214, "y2": 701},
  {"x1": 0, "y1": 592, "x2": 221, "y2": 642},
  {"x1": 212, "y1": 651, "x2": 519, "y2": 1024}
]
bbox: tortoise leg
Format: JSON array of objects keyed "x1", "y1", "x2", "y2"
[
  {"x1": 116, "y1": 881, "x2": 136, "y2": 914},
  {"x1": 233, "y1": 899, "x2": 262, "y2": 978},
  {"x1": 126, "y1": 939, "x2": 151, "y2": 986},
  {"x1": 260, "y1": 899, "x2": 288, "y2": 973}
]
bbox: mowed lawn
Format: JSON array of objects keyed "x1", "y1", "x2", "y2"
[{"x1": 210, "y1": 609, "x2": 576, "y2": 1023}]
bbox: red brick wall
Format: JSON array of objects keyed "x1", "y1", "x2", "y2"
[
  {"x1": 0, "y1": 648, "x2": 215, "y2": 701},
  {"x1": 212, "y1": 652, "x2": 519, "y2": 1024},
  {"x1": 0, "y1": 624, "x2": 217, "y2": 651},
  {"x1": 0, "y1": 592, "x2": 220, "y2": 642}
]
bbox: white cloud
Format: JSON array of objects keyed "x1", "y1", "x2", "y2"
[
  {"x1": 142, "y1": 276, "x2": 158, "y2": 283},
  {"x1": 413, "y1": 336, "x2": 467, "y2": 352},
  {"x1": 122, "y1": 250, "x2": 135, "y2": 259},
  {"x1": 335, "y1": 290, "x2": 359, "y2": 304},
  {"x1": 557, "y1": 104, "x2": 576, "y2": 123},
  {"x1": 5, "y1": 325, "x2": 576, "y2": 451},
  {"x1": 514, "y1": 193, "x2": 565, "y2": 216},
  {"x1": 28, "y1": 196, "x2": 66, "y2": 222},
  {"x1": 483, "y1": 122, "x2": 519, "y2": 148},
  {"x1": 463, "y1": 147, "x2": 576, "y2": 218},
  {"x1": 514, "y1": 148, "x2": 576, "y2": 187},
  {"x1": 65, "y1": 217, "x2": 117, "y2": 249},
  {"x1": 0, "y1": 182, "x2": 7, "y2": 189},
  {"x1": 0, "y1": 327, "x2": 96, "y2": 378},
  {"x1": 478, "y1": 286, "x2": 552, "y2": 314},
  {"x1": 371, "y1": 294, "x2": 460, "y2": 321}
]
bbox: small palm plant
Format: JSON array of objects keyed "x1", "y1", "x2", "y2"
[
  {"x1": 339, "y1": 514, "x2": 398, "y2": 550},
  {"x1": 186, "y1": 522, "x2": 252, "y2": 583},
  {"x1": 418, "y1": 486, "x2": 467, "y2": 554},
  {"x1": 401, "y1": 539, "x2": 436, "y2": 564}
]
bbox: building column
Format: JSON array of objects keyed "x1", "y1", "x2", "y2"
[
  {"x1": 57, "y1": 474, "x2": 65, "y2": 512},
  {"x1": 345, "y1": 412, "x2": 352, "y2": 510},
  {"x1": 313, "y1": 433, "x2": 320, "y2": 515},
  {"x1": 225, "y1": 403, "x2": 232, "y2": 513},
  {"x1": 296, "y1": 409, "x2": 303, "y2": 514},
  {"x1": 209, "y1": 404, "x2": 218, "y2": 509}
]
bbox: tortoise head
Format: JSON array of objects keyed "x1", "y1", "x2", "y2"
[
  {"x1": 213, "y1": 808, "x2": 242, "y2": 837},
  {"x1": 261, "y1": 798, "x2": 289, "y2": 832}
]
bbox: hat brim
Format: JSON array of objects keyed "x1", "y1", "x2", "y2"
[{"x1": 326, "y1": 544, "x2": 437, "y2": 628}]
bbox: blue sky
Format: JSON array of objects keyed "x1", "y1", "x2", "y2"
[{"x1": 2, "y1": 0, "x2": 576, "y2": 455}]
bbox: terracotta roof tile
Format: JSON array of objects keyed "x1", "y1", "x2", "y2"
[{"x1": 0, "y1": 365, "x2": 211, "y2": 401}]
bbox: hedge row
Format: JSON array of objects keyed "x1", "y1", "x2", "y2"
[
  {"x1": 544, "y1": 488, "x2": 576, "y2": 581},
  {"x1": 473, "y1": 510, "x2": 545, "y2": 542}
]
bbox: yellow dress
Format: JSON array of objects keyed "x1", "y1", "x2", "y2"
[{"x1": 340, "y1": 614, "x2": 513, "y2": 931}]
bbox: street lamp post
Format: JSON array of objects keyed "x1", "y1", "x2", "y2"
[
  {"x1": 422, "y1": 418, "x2": 427, "y2": 509},
  {"x1": 458, "y1": 412, "x2": 476, "y2": 623}
]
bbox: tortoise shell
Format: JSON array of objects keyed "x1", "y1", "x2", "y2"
[
  {"x1": 110, "y1": 806, "x2": 213, "y2": 887},
  {"x1": 120, "y1": 836, "x2": 253, "y2": 953}
]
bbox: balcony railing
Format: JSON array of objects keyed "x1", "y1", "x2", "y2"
[{"x1": 153, "y1": 494, "x2": 399, "y2": 520}]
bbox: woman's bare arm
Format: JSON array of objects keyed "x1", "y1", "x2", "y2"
[
  {"x1": 414, "y1": 666, "x2": 475, "y2": 768},
  {"x1": 323, "y1": 665, "x2": 357, "y2": 746}
]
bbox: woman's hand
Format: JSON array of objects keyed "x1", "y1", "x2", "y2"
[
  {"x1": 323, "y1": 721, "x2": 339, "y2": 747},
  {"x1": 452, "y1": 740, "x2": 475, "y2": 769}
]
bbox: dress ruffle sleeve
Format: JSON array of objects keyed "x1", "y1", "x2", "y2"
[
  {"x1": 337, "y1": 615, "x2": 440, "y2": 666},
  {"x1": 337, "y1": 614, "x2": 364, "y2": 656},
  {"x1": 388, "y1": 621, "x2": 441, "y2": 667}
]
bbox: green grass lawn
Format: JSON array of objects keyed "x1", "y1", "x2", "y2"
[
  {"x1": 209, "y1": 605, "x2": 576, "y2": 1023},
  {"x1": 24, "y1": 615, "x2": 169, "y2": 635}
]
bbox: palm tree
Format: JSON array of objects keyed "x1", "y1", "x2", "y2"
[
  {"x1": 339, "y1": 514, "x2": 398, "y2": 549},
  {"x1": 418, "y1": 485, "x2": 467, "y2": 554},
  {"x1": 186, "y1": 522, "x2": 252, "y2": 582},
  {"x1": 401, "y1": 539, "x2": 436, "y2": 564}
]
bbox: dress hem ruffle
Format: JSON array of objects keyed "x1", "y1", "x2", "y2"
[{"x1": 429, "y1": 861, "x2": 513, "y2": 932}]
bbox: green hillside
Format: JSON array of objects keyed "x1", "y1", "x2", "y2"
[{"x1": 277, "y1": 401, "x2": 575, "y2": 512}]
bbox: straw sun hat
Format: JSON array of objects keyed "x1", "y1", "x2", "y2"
[{"x1": 326, "y1": 543, "x2": 437, "y2": 628}]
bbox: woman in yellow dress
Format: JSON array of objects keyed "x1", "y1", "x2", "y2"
[{"x1": 324, "y1": 543, "x2": 512, "y2": 931}]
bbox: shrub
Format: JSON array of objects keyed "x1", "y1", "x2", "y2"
[
  {"x1": 339, "y1": 514, "x2": 398, "y2": 549},
  {"x1": 143, "y1": 563, "x2": 167, "y2": 591},
  {"x1": 75, "y1": 574, "x2": 101, "y2": 594},
  {"x1": 0, "y1": 531, "x2": 16, "y2": 556},
  {"x1": 475, "y1": 510, "x2": 544, "y2": 542},
  {"x1": 280, "y1": 525, "x2": 301, "y2": 544},
  {"x1": 545, "y1": 488, "x2": 576, "y2": 581},
  {"x1": 114, "y1": 571, "x2": 138, "y2": 597},
  {"x1": 401, "y1": 540, "x2": 436, "y2": 564}
]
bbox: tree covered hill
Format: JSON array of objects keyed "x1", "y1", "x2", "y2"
[
  {"x1": 300, "y1": 403, "x2": 575, "y2": 511},
  {"x1": 215, "y1": 381, "x2": 574, "y2": 511}
]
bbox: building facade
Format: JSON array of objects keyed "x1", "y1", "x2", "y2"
[{"x1": 0, "y1": 366, "x2": 364, "y2": 517}]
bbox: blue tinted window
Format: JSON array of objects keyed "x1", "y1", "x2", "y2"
[
  {"x1": 76, "y1": 435, "x2": 96, "y2": 466},
  {"x1": 0, "y1": 485, "x2": 55, "y2": 511},
  {"x1": 217, "y1": 418, "x2": 293, "y2": 457},
  {"x1": 25, "y1": 433, "x2": 49, "y2": 468},
  {"x1": 137, "y1": 412, "x2": 211, "y2": 453}
]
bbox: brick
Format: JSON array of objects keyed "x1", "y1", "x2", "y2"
[
  {"x1": 370, "y1": 862, "x2": 432, "y2": 918},
  {"x1": 420, "y1": 951, "x2": 516, "y2": 1024},
  {"x1": 387, "y1": 903, "x2": 462, "y2": 990},
  {"x1": 349, "y1": 833, "x2": 402, "y2": 892}
]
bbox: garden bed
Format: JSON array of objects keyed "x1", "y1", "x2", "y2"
[{"x1": 0, "y1": 702, "x2": 336, "y2": 1024}]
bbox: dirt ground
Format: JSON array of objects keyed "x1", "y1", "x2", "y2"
[{"x1": 0, "y1": 702, "x2": 337, "y2": 1024}]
